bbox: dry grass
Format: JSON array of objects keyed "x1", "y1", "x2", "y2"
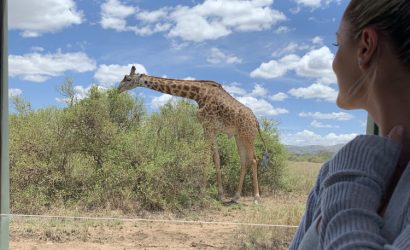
[
  {"x1": 9, "y1": 161, "x2": 324, "y2": 249},
  {"x1": 282, "y1": 161, "x2": 322, "y2": 194},
  {"x1": 10, "y1": 217, "x2": 123, "y2": 243},
  {"x1": 231, "y1": 161, "x2": 323, "y2": 249}
]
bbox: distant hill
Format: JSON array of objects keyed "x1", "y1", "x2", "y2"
[{"x1": 285, "y1": 144, "x2": 345, "y2": 155}]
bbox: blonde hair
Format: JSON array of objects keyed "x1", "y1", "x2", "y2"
[{"x1": 345, "y1": 0, "x2": 410, "y2": 68}]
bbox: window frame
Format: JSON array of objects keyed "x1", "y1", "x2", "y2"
[
  {"x1": 0, "y1": 0, "x2": 10, "y2": 249},
  {"x1": 366, "y1": 115, "x2": 379, "y2": 136},
  {"x1": 0, "y1": 2, "x2": 379, "y2": 248}
]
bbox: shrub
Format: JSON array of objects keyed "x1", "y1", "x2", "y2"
[{"x1": 9, "y1": 88, "x2": 286, "y2": 213}]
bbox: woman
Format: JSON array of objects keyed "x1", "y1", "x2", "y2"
[{"x1": 290, "y1": 0, "x2": 410, "y2": 249}]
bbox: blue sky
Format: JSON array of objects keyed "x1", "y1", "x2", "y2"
[{"x1": 8, "y1": 0, "x2": 366, "y2": 146}]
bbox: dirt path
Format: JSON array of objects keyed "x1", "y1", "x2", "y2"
[{"x1": 11, "y1": 222, "x2": 238, "y2": 249}]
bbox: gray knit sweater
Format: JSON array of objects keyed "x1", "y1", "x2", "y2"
[{"x1": 289, "y1": 135, "x2": 410, "y2": 250}]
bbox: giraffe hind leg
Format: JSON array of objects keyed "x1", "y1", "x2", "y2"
[
  {"x1": 232, "y1": 136, "x2": 260, "y2": 203},
  {"x1": 233, "y1": 136, "x2": 260, "y2": 203}
]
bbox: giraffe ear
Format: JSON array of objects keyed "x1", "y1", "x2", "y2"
[{"x1": 130, "y1": 66, "x2": 136, "y2": 75}]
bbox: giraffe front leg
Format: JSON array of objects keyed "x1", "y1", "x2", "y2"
[
  {"x1": 204, "y1": 128, "x2": 225, "y2": 201},
  {"x1": 233, "y1": 135, "x2": 247, "y2": 202},
  {"x1": 212, "y1": 143, "x2": 225, "y2": 201},
  {"x1": 232, "y1": 161, "x2": 246, "y2": 202}
]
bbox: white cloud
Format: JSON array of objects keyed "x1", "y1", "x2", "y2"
[
  {"x1": 271, "y1": 92, "x2": 288, "y2": 101},
  {"x1": 271, "y1": 42, "x2": 299, "y2": 58},
  {"x1": 129, "y1": 22, "x2": 172, "y2": 36},
  {"x1": 250, "y1": 84, "x2": 268, "y2": 97},
  {"x1": 236, "y1": 96, "x2": 288, "y2": 117},
  {"x1": 310, "y1": 120, "x2": 339, "y2": 128},
  {"x1": 252, "y1": 46, "x2": 336, "y2": 84},
  {"x1": 312, "y1": 36, "x2": 324, "y2": 45},
  {"x1": 168, "y1": 0, "x2": 286, "y2": 42},
  {"x1": 272, "y1": 37, "x2": 324, "y2": 58},
  {"x1": 100, "y1": 0, "x2": 286, "y2": 42},
  {"x1": 9, "y1": 51, "x2": 96, "y2": 82},
  {"x1": 275, "y1": 26, "x2": 291, "y2": 34},
  {"x1": 280, "y1": 129, "x2": 357, "y2": 146},
  {"x1": 100, "y1": 1, "x2": 172, "y2": 36},
  {"x1": 288, "y1": 83, "x2": 338, "y2": 102},
  {"x1": 299, "y1": 111, "x2": 354, "y2": 121},
  {"x1": 132, "y1": 7, "x2": 173, "y2": 36},
  {"x1": 207, "y1": 48, "x2": 242, "y2": 64},
  {"x1": 295, "y1": 0, "x2": 322, "y2": 8},
  {"x1": 73, "y1": 85, "x2": 94, "y2": 101},
  {"x1": 294, "y1": 0, "x2": 341, "y2": 9},
  {"x1": 250, "y1": 54, "x2": 300, "y2": 78},
  {"x1": 223, "y1": 82, "x2": 247, "y2": 96},
  {"x1": 271, "y1": 39, "x2": 319, "y2": 58},
  {"x1": 9, "y1": 0, "x2": 83, "y2": 37},
  {"x1": 183, "y1": 77, "x2": 196, "y2": 81},
  {"x1": 151, "y1": 94, "x2": 180, "y2": 109},
  {"x1": 136, "y1": 8, "x2": 170, "y2": 23},
  {"x1": 8, "y1": 88, "x2": 22, "y2": 98},
  {"x1": 94, "y1": 64, "x2": 147, "y2": 87},
  {"x1": 295, "y1": 46, "x2": 335, "y2": 84},
  {"x1": 100, "y1": 0, "x2": 136, "y2": 31}
]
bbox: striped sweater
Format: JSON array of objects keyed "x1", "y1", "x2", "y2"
[{"x1": 289, "y1": 135, "x2": 410, "y2": 250}]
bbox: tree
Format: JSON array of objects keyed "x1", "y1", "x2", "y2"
[
  {"x1": 10, "y1": 95, "x2": 31, "y2": 115},
  {"x1": 57, "y1": 77, "x2": 76, "y2": 107}
]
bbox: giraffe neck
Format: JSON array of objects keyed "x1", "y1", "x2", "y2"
[{"x1": 139, "y1": 75, "x2": 219, "y2": 102}]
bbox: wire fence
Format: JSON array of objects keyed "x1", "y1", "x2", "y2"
[{"x1": 1, "y1": 213, "x2": 298, "y2": 229}]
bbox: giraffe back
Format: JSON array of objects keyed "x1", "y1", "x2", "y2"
[{"x1": 197, "y1": 86, "x2": 258, "y2": 139}]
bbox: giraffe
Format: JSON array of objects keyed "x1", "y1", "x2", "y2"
[{"x1": 118, "y1": 66, "x2": 268, "y2": 203}]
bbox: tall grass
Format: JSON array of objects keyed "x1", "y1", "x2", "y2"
[
  {"x1": 281, "y1": 161, "x2": 323, "y2": 194},
  {"x1": 232, "y1": 160, "x2": 323, "y2": 249}
]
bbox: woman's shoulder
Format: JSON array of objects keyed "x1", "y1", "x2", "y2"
[{"x1": 383, "y1": 163, "x2": 410, "y2": 241}]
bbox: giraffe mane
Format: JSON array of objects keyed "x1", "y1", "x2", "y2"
[{"x1": 147, "y1": 75, "x2": 222, "y2": 88}]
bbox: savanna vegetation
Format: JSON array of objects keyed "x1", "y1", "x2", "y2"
[
  {"x1": 9, "y1": 83, "x2": 288, "y2": 215},
  {"x1": 287, "y1": 151, "x2": 332, "y2": 163}
]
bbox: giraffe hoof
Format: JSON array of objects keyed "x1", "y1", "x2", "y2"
[
  {"x1": 232, "y1": 193, "x2": 241, "y2": 202},
  {"x1": 223, "y1": 199, "x2": 238, "y2": 206},
  {"x1": 253, "y1": 196, "x2": 261, "y2": 205},
  {"x1": 231, "y1": 198, "x2": 240, "y2": 204}
]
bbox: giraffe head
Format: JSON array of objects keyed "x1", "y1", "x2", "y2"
[{"x1": 118, "y1": 66, "x2": 145, "y2": 93}]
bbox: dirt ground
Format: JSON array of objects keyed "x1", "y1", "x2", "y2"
[
  {"x1": 9, "y1": 196, "x2": 299, "y2": 250},
  {"x1": 11, "y1": 222, "x2": 238, "y2": 249}
]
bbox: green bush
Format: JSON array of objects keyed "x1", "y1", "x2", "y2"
[
  {"x1": 129, "y1": 101, "x2": 212, "y2": 211},
  {"x1": 9, "y1": 87, "x2": 286, "y2": 214}
]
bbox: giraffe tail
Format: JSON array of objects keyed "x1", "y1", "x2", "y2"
[{"x1": 256, "y1": 121, "x2": 270, "y2": 170}]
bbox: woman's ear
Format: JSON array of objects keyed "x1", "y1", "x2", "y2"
[{"x1": 357, "y1": 27, "x2": 379, "y2": 70}]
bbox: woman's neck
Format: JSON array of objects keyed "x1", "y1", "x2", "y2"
[{"x1": 368, "y1": 77, "x2": 410, "y2": 167}]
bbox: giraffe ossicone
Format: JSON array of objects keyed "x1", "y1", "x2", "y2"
[{"x1": 118, "y1": 66, "x2": 269, "y2": 203}]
